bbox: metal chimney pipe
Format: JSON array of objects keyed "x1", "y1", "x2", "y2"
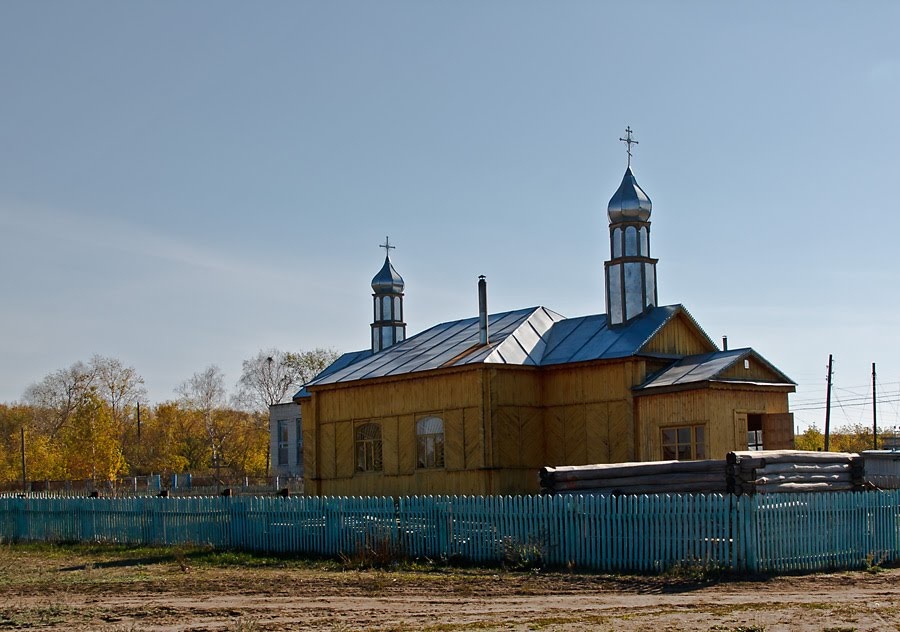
[
  {"x1": 478, "y1": 275, "x2": 488, "y2": 345},
  {"x1": 722, "y1": 335, "x2": 728, "y2": 351}
]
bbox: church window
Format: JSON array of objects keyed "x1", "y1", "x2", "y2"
[
  {"x1": 612, "y1": 227, "x2": 622, "y2": 257},
  {"x1": 381, "y1": 295, "x2": 392, "y2": 320},
  {"x1": 416, "y1": 416, "x2": 445, "y2": 469},
  {"x1": 639, "y1": 227, "x2": 649, "y2": 255},
  {"x1": 383, "y1": 327, "x2": 394, "y2": 348},
  {"x1": 356, "y1": 423, "x2": 383, "y2": 472},
  {"x1": 624, "y1": 262, "x2": 643, "y2": 319},
  {"x1": 625, "y1": 226, "x2": 638, "y2": 256},
  {"x1": 608, "y1": 264, "x2": 623, "y2": 323},
  {"x1": 644, "y1": 263, "x2": 656, "y2": 306},
  {"x1": 661, "y1": 425, "x2": 706, "y2": 461}
]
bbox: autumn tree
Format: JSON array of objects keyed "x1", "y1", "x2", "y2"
[
  {"x1": 89, "y1": 355, "x2": 146, "y2": 426},
  {"x1": 176, "y1": 365, "x2": 233, "y2": 477},
  {"x1": 23, "y1": 361, "x2": 96, "y2": 436},
  {"x1": 0, "y1": 404, "x2": 30, "y2": 484},
  {"x1": 795, "y1": 423, "x2": 880, "y2": 453},
  {"x1": 23, "y1": 356, "x2": 146, "y2": 436},
  {"x1": 125, "y1": 402, "x2": 192, "y2": 476},
  {"x1": 235, "y1": 348, "x2": 339, "y2": 411},
  {"x1": 233, "y1": 347, "x2": 338, "y2": 474},
  {"x1": 794, "y1": 426, "x2": 825, "y2": 451},
  {"x1": 57, "y1": 392, "x2": 127, "y2": 482}
]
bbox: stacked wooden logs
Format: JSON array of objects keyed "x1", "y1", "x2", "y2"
[
  {"x1": 727, "y1": 450, "x2": 863, "y2": 495},
  {"x1": 540, "y1": 459, "x2": 728, "y2": 495}
]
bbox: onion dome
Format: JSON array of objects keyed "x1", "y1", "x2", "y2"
[
  {"x1": 371, "y1": 255, "x2": 405, "y2": 294},
  {"x1": 607, "y1": 166, "x2": 652, "y2": 224}
]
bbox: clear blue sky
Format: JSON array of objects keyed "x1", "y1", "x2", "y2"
[{"x1": 1, "y1": 2, "x2": 898, "y2": 433}]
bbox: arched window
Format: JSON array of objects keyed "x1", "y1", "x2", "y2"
[
  {"x1": 416, "y1": 416, "x2": 445, "y2": 469},
  {"x1": 355, "y1": 423, "x2": 383, "y2": 472},
  {"x1": 612, "y1": 227, "x2": 623, "y2": 258},
  {"x1": 625, "y1": 226, "x2": 638, "y2": 256}
]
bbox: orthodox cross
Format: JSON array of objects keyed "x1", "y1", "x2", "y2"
[
  {"x1": 619, "y1": 126, "x2": 638, "y2": 168},
  {"x1": 379, "y1": 236, "x2": 396, "y2": 257}
]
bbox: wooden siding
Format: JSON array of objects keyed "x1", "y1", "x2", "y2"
[
  {"x1": 303, "y1": 368, "x2": 492, "y2": 496},
  {"x1": 636, "y1": 385, "x2": 791, "y2": 460},
  {"x1": 542, "y1": 361, "x2": 639, "y2": 467},
  {"x1": 762, "y1": 413, "x2": 795, "y2": 449},
  {"x1": 640, "y1": 312, "x2": 717, "y2": 356},
  {"x1": 719, "y1": 357, "x2": 786, "y2": 382},
  {"x1": 303, "y1": 345, "x2": 792, "y2": 495}
]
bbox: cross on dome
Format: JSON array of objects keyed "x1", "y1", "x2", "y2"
[
  {"x1": 619, "y1": 126, "x2": 638, "y2": 168},
  {"x1": 379, "y1": 236, "x2": 396, "y2": 257}
]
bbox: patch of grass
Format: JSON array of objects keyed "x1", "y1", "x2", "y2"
[
  {"x1": 231, "y1": 617, "x2": 261, "y2": 632},
  {"x1": 662, "y1": 558, "x2": 724, "y2": 583},
  {"x1": 499, "y1": 537, "x2": 544, "y2": 572}
]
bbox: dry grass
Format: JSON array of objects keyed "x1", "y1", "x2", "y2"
[{"x1": 0, "y1": 543, "x2": 897, "y2": 631}]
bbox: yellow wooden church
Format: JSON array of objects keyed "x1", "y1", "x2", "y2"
[{"x1": 296, "y1": 133, "x2": 795, "y2": 496}]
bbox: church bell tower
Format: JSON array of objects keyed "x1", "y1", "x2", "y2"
[
  {"x1": 371, "y1": 237, "x2": 407, "y2": 353},
  {"x1": 605, "y1": 127, "x2": 658, "y2": 326}
]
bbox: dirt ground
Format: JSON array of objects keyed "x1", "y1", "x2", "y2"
[{"x1": 0, "y1": 544, "x2": 898, "y2": 631}]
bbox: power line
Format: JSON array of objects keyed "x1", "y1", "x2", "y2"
[{"x1": 791, "y1": 397, "x2": 900, "y2": 412}]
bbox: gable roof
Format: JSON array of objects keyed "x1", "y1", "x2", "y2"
[
  {"x1": 636, "y1": 348, "x2": 796, "y2": 392},
  {"x1": 293, "y1": 348, "x2": 373, "y2": 399},
  {"x1": 302, "y1": 306, "x2": 565, "y2": 389},
  {"x1": 540, "y1": 304, "x2": 713, "y2": 365},
  {"x1": 301, "y1": 304, "x2": 722, "y2": 392}
]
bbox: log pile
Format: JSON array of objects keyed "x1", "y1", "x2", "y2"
[
  {"x1": 540, "y1": 459, "x2": 728, "y2": 495},
  {"x1": 727, "y1": 450, "x2": 863, "y2": 495},
  {"x1": 861, "y1": 450, "x2": 900, "y2": 489}
]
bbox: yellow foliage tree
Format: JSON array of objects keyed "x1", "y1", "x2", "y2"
[
  {"x1": 58, "y1": 393, "x2": 127, "y2": 482},
  {"x1": 795, "y1": 423, "x2": 879, "y2": 453}
]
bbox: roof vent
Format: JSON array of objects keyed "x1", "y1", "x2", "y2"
[{"x1": 478, "y1": 275, "x2": 489, "y2": 346}]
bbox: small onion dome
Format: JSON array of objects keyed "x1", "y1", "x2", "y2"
[
  {"x1": 607, "y1": 166, "x2": 652, "y2": 223},
  {"x1": 371, "y1": 256, "x2": 405, "y2": 293}
]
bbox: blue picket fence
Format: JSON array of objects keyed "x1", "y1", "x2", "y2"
[{"x1": 1, "y1": 491, "x2": 898, "y2": 573}]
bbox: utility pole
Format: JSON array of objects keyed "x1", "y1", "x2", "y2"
[
  {"x1": 873, "y1": 362, "x2": 878, "y2": 450},
  {"x1": 824, "y1": 354, "x2": 834, "y2": 451},
  {"x1": 20, "y1": 426, "x2": 26, "y2": 494}
]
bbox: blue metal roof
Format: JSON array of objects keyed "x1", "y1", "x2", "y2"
[
  {"x1": 637, "y1": 348, "x2": 795, "y2": 391},
  {"x1": 305, "y1": 306, "x2": 568, "y2": 388},
  {"x1": 293, "y1": 348, "x2": 373, "y2": 399},
  {"x1": 540, "y1": 305, "x2": 681, "y2": 366},
  {"x1": 303, "y1": 304, "x2": 733, "y2": 390}
]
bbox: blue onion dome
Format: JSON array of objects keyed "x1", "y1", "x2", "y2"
[
  {"x1": 371, "y1": 255, "x2": 405, "y2": 293},
  {"x1": 607, "y1": 166, "x2": 652, "y2": 223}
]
